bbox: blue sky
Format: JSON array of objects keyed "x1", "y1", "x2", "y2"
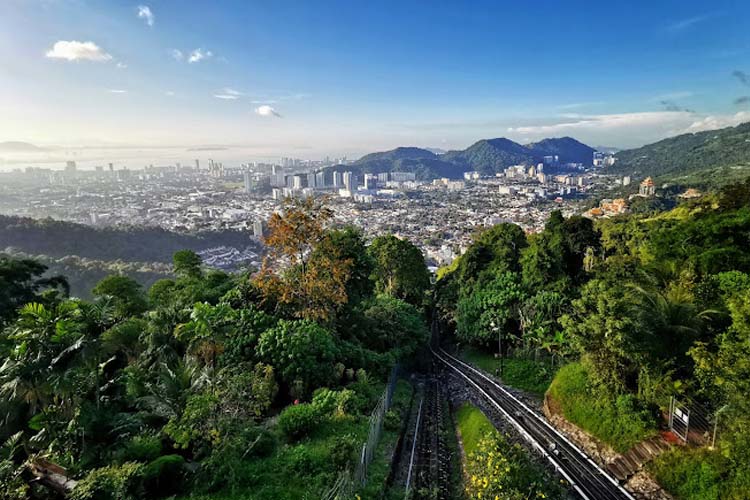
[{"x1": 1, "y1": 0, "x2": 749, "y2": 159}]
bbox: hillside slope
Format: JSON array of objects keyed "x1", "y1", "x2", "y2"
[
  {"x1": 527, "y1": 137, "x2": 596, "y2": 165},
  {"x1": 610, "y1": 121, "x2": 750, "y2": 184}
]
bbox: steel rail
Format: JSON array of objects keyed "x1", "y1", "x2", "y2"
[{"x1": 432, "y1": 346, "x2": 635, "y2": 500}]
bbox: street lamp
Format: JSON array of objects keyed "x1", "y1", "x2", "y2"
[{"x1": 491, "y1": 321, "x2": 503, "y2": 379}]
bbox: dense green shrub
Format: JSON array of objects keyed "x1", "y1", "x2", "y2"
[
  {"x1": 384, "y1": 409, "x2": 401, "y2": 431},
  {"x1": 651, "y1": 448, "x2": 726, "y2": 500},
  {"x1": 70, "y1": 462, "x2": 144, "y2": 500},
  {"x1": 256, "y1": 320, "x2": 338, "y2": 396},
  {"x1": 283, "y1": 445, "x2": 328, "y2": 476},
  {"x1": 311, "y1": 388, "x2": 355, "y2": 416},
  {"x1": 277, "y1": 403, "x2": 321, "y2": 441},
  {"x1": 547, "y1": 362, "x2": 657, "y2": 452},
  {"x1": 330, "y1": 434, "x2": 359, "y2": 471},
  {"x1": 112, "y1": 433, "x2": 162, "y2": 464}
]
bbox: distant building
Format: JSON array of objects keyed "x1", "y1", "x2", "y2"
[
  {"x1": 584, "y1": 198, "x2": 628, "y2": 218},
  {"x1": 639, "y1": 177, "x2": 655, "y2": 197},
  {"x1": 243, "y1": 171, "x2": 254, "y2": 193},
  {"x1": 292, "y1": 174, "x2": 307, "y2": 190},
  {"x1": 543, "y1": 155, "x2": 559, "y2": 167},
  {"x1": 364, "y1": 174, "x2": 378, "y2": 190},
  {"x1": 622, "y1": 176, "x2": 631, "y2": 186},
  {"x1": 333, "y1": 171, "x2": 343, "y2": 187},
  {"x1": 253, "y1": 219, "x2": 265, "y2": 239},
  {"x1": 678, "y1": 188, "x2": 702, "y2": 199},
  {"x1": 463, "y1": 171, "x2": 480, "y2": 181},
  {"x1": 343, "y1": 171, "x2": 358, "y2": 191},
  {"x1": 65, "y1": 161, "x2": 77, "y2": 172},
  {"x1": 270, "y1": 172, "x2": 286, "y2": 187},
  {"x1": 391, "y1": 171, "x2": 416, "y2": 182}
]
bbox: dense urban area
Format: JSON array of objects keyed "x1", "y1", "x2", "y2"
[{"x1": 0, "y1": 145, "x2": 634, "y2": 272}]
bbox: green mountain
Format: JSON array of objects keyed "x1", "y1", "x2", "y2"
[
  {"x1": 610, "y1": 121, "x2": 750, "y2": 185},
  {"x1": 326, "y1": 146, "x2": 459, "y2": 179},
  {"x1": 527, "y1": 136, "x2": 596, "y2": 165},
  {"x1": 329, "y1": 136, "x2": 601, "y2": 180},
  {"x1": 442, "y1": 138, "x2": 538, "y2": 175},
  {"x1": 356, "y1": 146, "x2": 437, "y2": 163}
]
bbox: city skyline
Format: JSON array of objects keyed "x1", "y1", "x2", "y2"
[{"x1": 1, "y1": 0, "x2": 750, "y2": 160}]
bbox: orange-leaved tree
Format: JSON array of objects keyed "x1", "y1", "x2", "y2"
[{"x1": 254, "y1": 196, "x2": 352, "y2": 322}]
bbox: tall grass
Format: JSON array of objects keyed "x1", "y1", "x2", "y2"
[{"x1": 547, "y1": 362, "x2": 657, "y2": 453}]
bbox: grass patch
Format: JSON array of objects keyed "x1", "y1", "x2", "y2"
[
  {"x1": 455, "y1": 402, "x2": 497, "y2": 455},
  {"x1": 456, "y1": 403, "x2": 566, "y2": 499},
  {"x1": 547, "y1": 362, "x2": 657, "y2": 453},
  {"x1": 461, "y1": 347, "x2": 556, "y2": 395}
]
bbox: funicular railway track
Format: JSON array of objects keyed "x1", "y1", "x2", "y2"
[
  {"x1": 432, "y1": 347, "x2": 636, "y2": 500},
  {"x1": 406, "y1": 379, "x2": 452, "y2": 500}
]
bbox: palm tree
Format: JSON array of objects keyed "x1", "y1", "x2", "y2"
[{"x1": 627, "y1": 284, "x2": 718, "y2": 368}]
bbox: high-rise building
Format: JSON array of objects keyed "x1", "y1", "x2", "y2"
[
  {"x1": 343, "y1": 171, "x2": 358, "y2": 191},
  {"x1": 333, "y1": 171, "x2": 343, "y2": 187},
  {"x1": 391, "y1": 171, "x2": 416, "y2": 182},
  {"x1": 65, "y1": 161, "x2": 77, "y2": 172},
  {"x1": 307, "y1": 172, "x2": 317, "y2": 188},
  {"x1": 292, "y1": 174, "x2": 308, "y2": 190},
  {"x1": 243, "y1": 171, "x2": 254, "y2": 193},
  {"x1": 364, "y1": 174, "x2": 377, "y2": 190},
  {"x1": 270, "y1": 172, "x2": 286, "y2": 187}
]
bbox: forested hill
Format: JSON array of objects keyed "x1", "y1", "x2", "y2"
[
  {"x1": 527, "y1": 137, "x2": 597, "y2": 165},
  {"x1": 332, "y1": 136, "x2": 597, "y2": 180},
  {"x1": 610, "y1": 121, "x2": 750, "y2": 185},
  {"x1": 0, "y1": 215, "x2": 257, "y2": 263},
  {"x1": 442, "y1": 138, "x2": 538, "y2": 176}
]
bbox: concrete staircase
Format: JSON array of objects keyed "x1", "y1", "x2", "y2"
[{"x1": 606, "y1": 435, "x2": 672, "y2": 481}]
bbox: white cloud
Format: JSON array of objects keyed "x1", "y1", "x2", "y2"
[
  {"x1": 255, "y1": 105, "x2": 281, "y2": 118},
  {"x1": 116, "y1": 62, "x2": 127, "y2": 69},
  {"x1": 666, "y1": 12, "x2": 721, "y2": 33},
  {"x1": 682, "y1": 111, "x2": 750, "y2": 133},
  {"x1": 508, "y1": 111, "x2": 693, "y2": 135},
  {"x1": 137, "y1": 5, "x2": 154, "y2": 27},
  {"x1": 165, "y1": 91, "x2": 175, "y2": 97},
  {"x1": 107, "y1": 89, "x2": 127, "y2": 94},
  {"x1": 188, "y1": 48, "x2": 213, "y2": 63},
  {"x1": 171, "y1": 49, "x2": 184, "y2": 61},
  {"x1": 214, "y1": 88, "x2": 243, "y2": 99},
  {"x1": 251, "y1": 99, "x2": 277, "y2": 104},
  {"x1": 556, "y1": 102, "x2": 605, "y2": 110},
  {"x1": 45, "y1": 40, "x2": 112, "y2": 62}
]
